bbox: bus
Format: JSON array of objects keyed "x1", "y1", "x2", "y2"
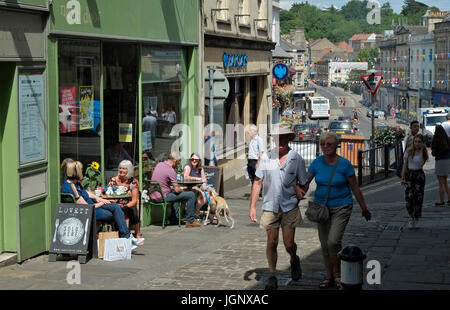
[
  {"x1": 307, "y1": 96, "x2": 330, "y2": 119},
  {"x1": 293, "y1": 89, "x2": 316, "y2": 110}
]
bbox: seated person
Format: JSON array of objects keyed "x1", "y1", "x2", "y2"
[
  {"x1": 106, "y1": 142, "x2": 133, "y2": 169},
  {"x1": 183, "y1": 153, "x2": 208, "y2": 213},
  {"x1": 107, "y1": 160, "x2": 144, "y2": 240},
  {"x1": 61, "y1": 160, "x2": 144, "y2": 247},
  {"x1": 150, "y1": 152, "x2": 200, "y2": 228}
]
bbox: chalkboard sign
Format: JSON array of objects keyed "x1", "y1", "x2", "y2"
[
  {"x1": 49, "y1": 203, "x2": 97, "y2": 264},
  {"x1": 203, "y1": 166, "x2": 223, "y2": 197}
]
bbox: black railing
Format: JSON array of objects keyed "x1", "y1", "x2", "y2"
[{"x1": 357, "y1": 140, "x2": 403, "y2": 186}]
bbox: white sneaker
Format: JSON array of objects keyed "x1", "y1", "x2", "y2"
[
  {"x1": 413, "y1": 219, "x2": 419, "y2": 229},
  {"x1": 131, "y1": 245, "x2": 138, "y2": 251},
  {"x1": 129, "y1": 236, "x2": 145, "y2": 246},
  {"x1": 408, "y1": 220, "x2": 414, "y2": 229}
]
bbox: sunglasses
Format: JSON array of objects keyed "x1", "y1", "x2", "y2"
[{"x1": 190, "y1": 158, "x2": 199, "y2": 162}]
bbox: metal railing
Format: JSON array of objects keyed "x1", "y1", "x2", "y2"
[
  {"x1": 357, "y1": 140, "x2": 403, "y2": 186},
  {"x1": 289, "y1": 138, "x2": 320, "y2": 167}
]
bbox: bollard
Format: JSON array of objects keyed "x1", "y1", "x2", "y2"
[{"x1": 338, "y1": 244, "x2": 366, "y2": 290}]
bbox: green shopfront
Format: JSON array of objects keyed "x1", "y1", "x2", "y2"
[{"x1": 0, "y1": 0, "x2": 199, "y2": 262}]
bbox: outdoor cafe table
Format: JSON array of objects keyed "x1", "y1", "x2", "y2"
[
  {"x1": 101, "y1": 193, "x2": 132, "y2": 200},
  {"x1": 177, "y1": 180, "x2": 203, "y2": 189}
]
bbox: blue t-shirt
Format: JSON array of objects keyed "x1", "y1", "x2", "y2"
[
  {"x1": 308, "y1": 155, "x2": 354, "y2": 208},
  {"x1": 61, "y1": 180, "x2": 94, "y2": 204}
]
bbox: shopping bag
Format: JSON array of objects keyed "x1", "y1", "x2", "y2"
[
  {"x1": 97, "y1": 231, "x2": 119, "y2": 259},
  {"x1": 103, "y1": 238, "x2": 132, "y2": 261}
]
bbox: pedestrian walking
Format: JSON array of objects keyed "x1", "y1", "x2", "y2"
[
  {"x1": 431, "y1": 125, "x2": 450, "y2": 206},
  {"x1": 304, "y1": 132, "x2": 371, "y2": 289},
  {"x1": 401, "y1": 134, "x2": 428, "y2": 229},
  {"x1": 247, "y1": 124, "x2": 265, "y2": 198},
  {"x1": 301, "y1": 110, "x2": 306, "y2": 123},
  {"x1": 248, "y1": 123, "x2": 308, "y2": 290},
  {"x1": 342, "y1": 98, "x2": 346, "y2": 107},
  {"x1": 442, "y1": 111, "x2": 450, "y2": 137}
]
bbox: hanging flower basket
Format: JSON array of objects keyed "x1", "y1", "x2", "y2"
[{"x1": 272, "y1": 84, "x2": 294, "y2": 109}]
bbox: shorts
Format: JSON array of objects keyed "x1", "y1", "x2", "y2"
[
  {"x1": 260, "y1": 207, "x2": 302, "y2": 230},
  {"x1": 435, "y1": 159, "x2": 450, "y2": 176}
]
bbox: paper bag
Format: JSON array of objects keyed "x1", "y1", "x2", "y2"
[
  {"x1": 103, "y1": 238, "x2": 132, "y2": 261},
  {"x1": 97, "y1": 231, "x2": 119, "y2": 259}
]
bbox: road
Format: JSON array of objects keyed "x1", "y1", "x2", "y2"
[{"x1": 307, "y1": 85, "x2": 391, "y2": 140}]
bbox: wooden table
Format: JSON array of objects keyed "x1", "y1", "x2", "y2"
[{"x1": 101, "y1": 193, "x2": 132, "y2": 200}]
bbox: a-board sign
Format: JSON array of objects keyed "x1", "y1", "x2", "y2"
[
  {"x1": 49, "y1": 203, "x2": 98, "y2": 263},
  {"x1": 203, "y1": 166, "x2": 223, "y2": 197}
]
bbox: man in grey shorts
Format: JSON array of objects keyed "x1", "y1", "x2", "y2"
[{"x1": 249, "y1": 123, "x2": 308, "y2": 290}]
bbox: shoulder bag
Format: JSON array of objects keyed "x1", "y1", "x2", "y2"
[{"x1": 305, "y1": 158, "x2": 339, "y2": 224}]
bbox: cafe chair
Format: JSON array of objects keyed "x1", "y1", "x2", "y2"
[
  {"x1": 146, "y1": 180, "x2": 180, "y2": 229},
  {"x1": 61, "y1": 192, "x2": 76, "y2": 203}
]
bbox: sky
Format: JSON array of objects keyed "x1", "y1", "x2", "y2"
[{"x1": 279, "y1": 0, "x2": 450, "y2": 13}]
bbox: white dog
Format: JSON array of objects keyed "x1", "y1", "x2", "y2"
[{"x1": 202, "y1": 186, "x2": 234, "y2": 229}]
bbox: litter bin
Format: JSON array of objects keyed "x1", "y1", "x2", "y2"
[{"x1": 338, "y1": 244, "x2": 366, "y2": 290}]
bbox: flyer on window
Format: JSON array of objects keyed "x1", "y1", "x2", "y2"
[
  {"x1": 59, "y1": 86, "x2": 77, "y2": 133},
  {"x1": 79, "y1": 86, "x2": 94, "y2": 130}
]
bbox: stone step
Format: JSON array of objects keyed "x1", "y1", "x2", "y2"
[{"x1": 0, "y1": 253, "x2": 17, "y2": 268}]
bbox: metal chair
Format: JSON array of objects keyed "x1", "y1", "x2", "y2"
[
  {"x1": 146, "y1": 180, "x2": 179, "y2": 229},
  {"x1": 61, "y1": 192, "x2": 77, "y2": 203}
]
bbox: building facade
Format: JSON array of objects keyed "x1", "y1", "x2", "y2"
[
  {"x1": 202, "y1": 0, "x2": 274, "y2": 192},
  {"x1": 0, "y1": 0, "x2": 200, "y2": 261},
  {"x1": 433, "y1": 17, "x2": 450, "y2": 106}
]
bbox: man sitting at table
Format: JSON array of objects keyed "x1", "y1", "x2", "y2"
[{"x1": 150, "y1": 152, "x2": 201, "y2": 228}]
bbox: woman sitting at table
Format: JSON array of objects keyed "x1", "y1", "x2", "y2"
[
  {"x1": 61, "y1": 160, "x2": 144, "y2": 247},
  {"x1": 108, "y1": 160, "x2": 143, "y2": 240},
  {"x1": 184, "y1": 153, "x2": 208, "y2": 213}
]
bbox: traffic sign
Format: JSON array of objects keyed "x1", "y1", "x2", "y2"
[
  {"x1": 205, "y1": 69, "x2": 230, "y2": 99},
  {"x1": 361, "y1": 73, "x2": 383, "y2": 95}
]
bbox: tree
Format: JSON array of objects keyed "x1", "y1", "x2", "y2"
[{"x1": 401, "y1": 0, "x2": 428, "y2": 16}]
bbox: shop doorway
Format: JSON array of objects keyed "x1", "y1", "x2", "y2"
[{"x1": 102, "y1": 43, "x2": 138, "y2": 181}]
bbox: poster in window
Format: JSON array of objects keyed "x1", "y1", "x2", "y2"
[
  {"x1": 109, "y1": 66, "x2": 123, "y2": 90},
  {"x1": 18, "y1": 72, "x2": 46, "y2": 165},
  {"x1": 79, "y1": 86, "x2": 94, "y2": 130},
  {"x1": 59, "y1": 86, "x2": 77, "y2": 133},
  {"x1": 119, "y1": 123, "x2": 133, "y2": 143}
]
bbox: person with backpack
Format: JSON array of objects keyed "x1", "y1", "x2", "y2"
[{"x1": 431, "y1": 124, "x2": 450, "y2": 206}]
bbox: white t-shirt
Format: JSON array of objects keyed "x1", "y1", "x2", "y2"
[
  {"x1": 442, "y1": 121, "x2": 450, "y2": 138},
  {"x1": 404, "y1": 152, "x2": 423, "y2": 170}
]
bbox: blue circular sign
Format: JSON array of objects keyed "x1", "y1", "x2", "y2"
[{"x1": 273, "y1": 63, "x2": 289, "y2": 80}]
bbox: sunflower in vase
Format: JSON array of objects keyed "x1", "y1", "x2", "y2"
[{"x1": 81, "y1": 161, "x2": 103, "y2": 191}]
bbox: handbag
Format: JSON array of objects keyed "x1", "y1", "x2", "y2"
[
  {"x1": 97, "y1": 229, "x2": 119, "y2": 259},
  {"x1": 103, "y1": 238, "x2": 132, "y2": 261},
  {"x1": 305, "y1": 158, "x2": 339, "y2": 223}
]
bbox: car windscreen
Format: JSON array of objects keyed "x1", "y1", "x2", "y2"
[
  {"x1": 329, "y1": 122, "x2": 351, "y2": 129},
  {"x1": 294, "y1": 124, "x2": 309, "y2": 131},
  {"x1": 425, "y1": 115, "x2": 447, "y2": 127}
]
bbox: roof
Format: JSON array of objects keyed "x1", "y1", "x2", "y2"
[
  {"x1": 349, "y1": 33, "x2": 374, "y2": 42},
  {"x1": 280, "y1": 37, "x2": 303, "y2": 52},
  {"x1": 337, "y1": 41, "x2": 354, "y2": 53},
  {"x1": 272, "y1": 45, "x2": 293, "y2": 59}
]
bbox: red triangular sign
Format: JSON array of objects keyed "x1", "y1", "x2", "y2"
[{"x1": 361, "y1": 73, "x2": 383, "y2": 95}]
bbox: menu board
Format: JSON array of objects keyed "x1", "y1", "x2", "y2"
[{"x1": 18, "y1": 72, "x2": 46, "y2": 166}]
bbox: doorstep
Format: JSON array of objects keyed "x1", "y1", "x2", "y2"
[{"x1": 0, "y1": 253, "x2": 17, "y2": 268}]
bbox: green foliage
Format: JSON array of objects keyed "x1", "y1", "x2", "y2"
[
  {"x1": 280, "y1": 0, "x2": 433, "y2": 42},
  {"x1": 81, "y1": 162, "x2": 103, "y2": 190}
]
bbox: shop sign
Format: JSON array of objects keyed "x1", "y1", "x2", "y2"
[
  {"x1": 223, "y1": 53, "x2": 248, "y2": 70},
  {"x1": 273, "y1": 63, "x2": 289, "y2": 80},
  {"x1": 49, "y1": 203, "x2": 97, "y2": 263}
]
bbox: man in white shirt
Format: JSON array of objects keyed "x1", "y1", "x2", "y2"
[
  {"x1": 247, "y1": 125, "x2": 264, "y2": 197},
  {"x1": 249, "y1": 123, "x2": 308, "y2": 290},
  {"x1": 442, "y1": 112, "x2": 450, "y2": 138}
]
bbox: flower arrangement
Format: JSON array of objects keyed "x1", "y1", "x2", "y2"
[
  {"x1": 272, "y1": 84, "x2": 294, "y2": 109},
  {"x1": 81, "y1": 161, "x2": 103, "y2": 190},
  {"x1": 280, "y1": 116, "x2": 294, "y2": 128},
  {"x1": 375, "y1": 126, "x2": 406, "y2": 146}
]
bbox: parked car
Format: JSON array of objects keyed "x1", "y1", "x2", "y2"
[
  {"x1": 327, "y1": 120, "x2": 357, "y2": 139},
  {"x1": 292, "y1": 122, "x2": 322, "y2": 142},
  {"x1": 366, "y1": 107, "x2": 384, "y2": 119}
]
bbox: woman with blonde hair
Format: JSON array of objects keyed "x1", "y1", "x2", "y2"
[
  {"x1": 61, "y1": 160, "x2": 143, "y2": 248},
  {"x1": 183, "y1": 153, "x2": 208, "y2": 213},
  {"x1": 401, "y1": 133, "x2": 428, "y2": 229},
  {"x1": 108, "y1": 160, "x2": 144, "y2": 241},
  {"x1": 303, "y1": 132, "x2": 371, "y2": 289}
]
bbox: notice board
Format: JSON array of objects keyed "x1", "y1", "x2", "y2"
[
  {"x1": 203, "y1": 166, "x2": 223, "y2": 197},
  {"x1": 49, "y1": 203, "x2": 97, "y2": 263}
]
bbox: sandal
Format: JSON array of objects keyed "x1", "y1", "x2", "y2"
[
  {"x1": 335, "y1": 277, "x2": 343, "y2": 290},
  {"x1": 319, "y1": 278, "x2": 335, "y2": 289}
]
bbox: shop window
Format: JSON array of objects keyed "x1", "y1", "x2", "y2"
[
  {"x1": 103, "y1": 43, "x2": 138, "y2": 180},
  {"x1": 141, "y1": 47, "x2": 182, "y2": 163},
  {"x1": 58, "y1": 40, "x2": 101, "y2": 180}
]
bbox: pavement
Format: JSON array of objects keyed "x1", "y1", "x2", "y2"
[{"x1": 0, "y1": 153, "x2": 449, "y2": 291}]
